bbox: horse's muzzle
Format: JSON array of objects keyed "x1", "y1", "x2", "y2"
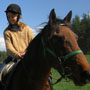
[{"x1": 75, "y1": 70, "x2": 90, "y2": 86}]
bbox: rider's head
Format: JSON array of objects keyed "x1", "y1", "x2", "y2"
[{"x1": 5, "y1": 4, "x2": 22, "y2": 25}]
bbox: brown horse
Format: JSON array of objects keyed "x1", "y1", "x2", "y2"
[{"x1": 4, "y1": 9, "x2": 90, "y2": 90}]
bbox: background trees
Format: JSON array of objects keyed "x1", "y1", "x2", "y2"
[
  {"x1": 72, "y1": 13, "x2": 90, "y2": 54},
  {"x1": 0, "y1": 51, "x2": 7, "y2": 64}
]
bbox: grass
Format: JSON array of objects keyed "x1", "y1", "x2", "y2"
[{"x1": 51, "y1": 54, "x2": 90, "y2": 90}]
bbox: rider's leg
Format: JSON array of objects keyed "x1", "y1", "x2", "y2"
[
  {"x1": 0, "y1": 56, "x2": 12, "y2": 72},
  {"x1": 0, "y1": 61, "x2": 6, "y2": 72}
]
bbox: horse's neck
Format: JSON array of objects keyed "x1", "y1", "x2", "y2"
[{"x1": 23, "y1": 34, "x2": 51, "y2": 81}]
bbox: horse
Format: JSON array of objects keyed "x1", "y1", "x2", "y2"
[{"x1": 2, "y1": 9, "x2": 90, "y2": 90}]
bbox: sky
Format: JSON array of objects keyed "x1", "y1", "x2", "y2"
[{"x1": 0, "y1": 0, "x2": 90, "y2": 51}]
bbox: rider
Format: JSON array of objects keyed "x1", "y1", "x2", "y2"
[
  {"x1": 0, "y1": 4, "x2": 34, "y2": 72},
  {"x1": 0, "y1": 4, "x2": 53, "y2": 90}
]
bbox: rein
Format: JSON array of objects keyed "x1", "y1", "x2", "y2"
[{"x1": 41, "y1": 37, "x2": 83, "y2": 84}]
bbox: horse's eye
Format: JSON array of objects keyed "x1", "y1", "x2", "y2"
[
  {"x1": 52, "y1": 36, "x2": 59, "y2": 40},
  {"x1": 51, "y1": 36, "x2": 62, "y2": 43}
]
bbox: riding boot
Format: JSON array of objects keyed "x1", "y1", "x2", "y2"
[
  {"x1": 0, "y1": 81, "x2": 2, "y2": 89},
  {"x1": 0, "y1": 80, "x2": 5, "y2": 90}
]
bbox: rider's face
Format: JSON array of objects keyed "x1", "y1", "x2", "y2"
[{"x1": 7, "y1": 12, "x2": 18, "y2": 25}]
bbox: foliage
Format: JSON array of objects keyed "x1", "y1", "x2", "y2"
[
  {"x1": 72, "y1": 13, "x2": 90, "y2": 53},
  {"x1": 0, "y1": 51, "x2": 7, "y2": 64}
]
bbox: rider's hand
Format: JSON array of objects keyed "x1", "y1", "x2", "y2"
[
  {"x1": 16, "y1": 53, "x2": 22, "y2": 59},
  {"x1": 16, "y1": 51, "x2": 26, "y2": 59},
  {"x1": 20, "y1": 51, "x2": 26, "y2": 57}
]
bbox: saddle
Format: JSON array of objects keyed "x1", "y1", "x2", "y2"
[
  {"x1": 0, "y1": 62, "x2": 15, "y2": 81},
  {"x1": 0, "y1": 60, "x2": 20, "y2": 90}
]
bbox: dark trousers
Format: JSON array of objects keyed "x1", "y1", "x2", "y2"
[{"x1": 0, "y1": 56, "x2": 13, "y2": 72}]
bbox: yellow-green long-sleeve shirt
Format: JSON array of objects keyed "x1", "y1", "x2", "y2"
[{"x1": 4, "y1": 22, "x2": 34, "y2": 58}]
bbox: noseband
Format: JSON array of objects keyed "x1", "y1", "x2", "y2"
[{"x1": 41, "y1": 37, "x2": 83, "y2": 84}]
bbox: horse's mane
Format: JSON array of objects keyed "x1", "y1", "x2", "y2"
[
  {"x1": 25, "y1": 18, "x2": 70, "y2": 59},
  {"x1": 22, "y1": 17, "x2": 74, "y2": 68},
  {"x1": 24, "y1": 33, "x2": 42, "y2": 62},
  {"x1": 40, "y1": 18, "x2": 66, "y2": 28}
]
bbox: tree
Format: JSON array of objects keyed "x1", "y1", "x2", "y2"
[{"x1": 72, "y1": 13, "x2": 90, "y2": 53}]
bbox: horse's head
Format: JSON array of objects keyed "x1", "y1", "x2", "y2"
[{"x1": 41, "y1": 9, "x2": 90, "y2": 86}]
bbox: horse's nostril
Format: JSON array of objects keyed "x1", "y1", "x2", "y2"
[{"x1": 64, "y1": 67, "x2": 72, "y2": 77}]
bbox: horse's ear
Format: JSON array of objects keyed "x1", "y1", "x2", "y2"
[
  {"x1": 48, "y1": 9, "x2": 56, "y2": 25},
  {"x1": 63, "y1": 11, "x2": 72, "y2": 23}
]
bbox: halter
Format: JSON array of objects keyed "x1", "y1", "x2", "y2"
[
  {"x1": 41, "y1": 37, "x2": 83, "y2": 84},
  {"x1": 41, "y1": 37, "x2": 83, "y2": 60}
]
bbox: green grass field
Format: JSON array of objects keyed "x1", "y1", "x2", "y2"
[{"x1": 52, "y1": 54, "x2": 90, "y2": 90}]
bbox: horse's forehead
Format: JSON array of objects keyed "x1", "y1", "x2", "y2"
[
  {"x1": 58, "y1": 25, "x2": 72, "y2": 34},
  {"x1": 59, "y1": 25, "x2": 69, "y2": 30},
  {"x1": 58, "y1": 25, "x2": 77, "y2": 44}
]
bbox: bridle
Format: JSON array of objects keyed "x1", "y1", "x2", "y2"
[{"x1": 41, "y1": 36, "x2": 83, "y2": 84}]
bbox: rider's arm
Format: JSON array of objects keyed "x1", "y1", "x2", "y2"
[
  {"x1": 26, "y1": 26, "x2": 34, "y2": 45},
  {"x1": 4, "y1": 31, "x2": 19, "y2": 59}
]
